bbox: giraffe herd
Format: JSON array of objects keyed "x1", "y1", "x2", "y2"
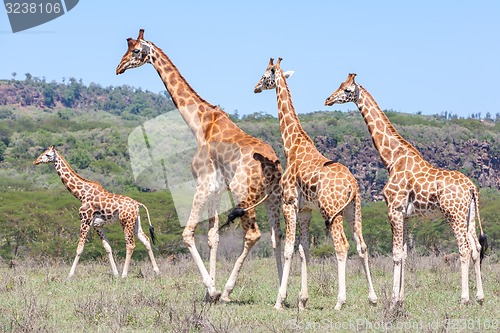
[{"x1": 33, "y1": 29, "x2": 488, "y2": 311}]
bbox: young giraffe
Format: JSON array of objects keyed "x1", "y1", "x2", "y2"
[
  {"x1": 116, "y1": 29, "x2": 283, "y2": 302},
  {"x1": 325, "y1": 74, "x2": 487, "y2": 307},
  {"x1": 34, "y1": 146, "x2": 160, "y2": 278},
  {"x1": 254, "y1": 58, "x2": 377, "y2": 310}
]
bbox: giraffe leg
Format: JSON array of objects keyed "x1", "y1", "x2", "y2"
[
  {"x1": 274, "y1": 200, "x2": 297, "y2": 310},
  {"x1": 328, "y1": 214, "x2": 349, "y2": 310},
  {"x1": 470, "y1": 233, "x2": 484, "y2": 303},
  {"x1": 448, "y1": 216, "x2": 473, "y2": 304},
  {"x1": 297, "y1": 209, "x2": 311, "y2": 310},
  {"x1": 221, "y1": 210, "x2": 261, "y2": 302},
  {"x1": 388, "y1": 208, "x2": 405, "y2": 309},
  {"x1": 345, "y1": 196, "x2": 377, "y2": 305},
  {"x1": 135, "y1": 217, "x2": 160, "y2": 275},
  {"x1": 95, "y1": 226, "x2": 119, "y2": 277},
  {"x1": 264, "y1": 190, "x2": 283, "y2": 285},
  {"x1": 182, "y1": 182, "x2": 220, "y2": 300},
  {"x1": 466, "y1": 205, "x2": 484, "y2": 304},
  {"x1": 207, "y1": 194, "x2": 221, "y2": 282},
  {"x1": 68, "y1": 219, "x2": 92, "y2": 279},
  {"x1": 472, "y1": 249, "x2": 484, "y2": 304},
  {"x1": 121, "y1": 221, "x2": 136, "y2": 278}
]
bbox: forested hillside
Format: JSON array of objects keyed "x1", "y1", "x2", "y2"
[{"x1": 0, "y1": 77, "x2": 498, "y2": 261}]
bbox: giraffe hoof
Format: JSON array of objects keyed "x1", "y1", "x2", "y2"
[
  {"x1": 220, "y1": 295, "x2": 231, "y2": 303},
  {"x1": 389, "y1": 300, "x2": 403, "y2": 310},
  {"x1": 274, "y1": 303, "x2": 284, "y2": 311},
  {"x1": 460, "y1": 298, "x2": 470, "y2": 306},
  {"x1": 369, "y1": 294, "x2": 378, "y2": 305},
  {"x1": 204, "y1": 291, "x2": 221, "y2": 303}
]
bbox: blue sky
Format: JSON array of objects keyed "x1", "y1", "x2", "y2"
[{"x1": 1, "y1": 1, "x2": 499, "y2": 118}]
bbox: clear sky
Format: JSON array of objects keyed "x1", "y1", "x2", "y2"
[{"x1": 1, "y1": 1, "x2": 499, "y2": 118}]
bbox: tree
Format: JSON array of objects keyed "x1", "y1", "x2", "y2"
[{"x1": 43, "y1": 87, "x2": 56, "y2": 108}]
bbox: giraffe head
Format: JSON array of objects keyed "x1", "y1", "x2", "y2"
[
  {"x1": 324, "y1": 73, "x2": 360, "y2": 106},
  {"x1": 116, "y1": 29, "x2": 154, "y2": 75},
  {"x1": 33, "y1": 145, "x2": 58, "y2": 165},
  {"x1": 253, "y1": 58, "x2": 294, "y2": 93}
]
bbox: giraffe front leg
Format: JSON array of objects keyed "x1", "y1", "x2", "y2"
[
  {"x1": 68, "y1": 219, "x2": 92, "y2": 279},
  {"x1": 182, "y1": 184, "x2": 220, "y2": 301},
  {"x1": 95, "y1": 226, "x2": 119, "y2": 277},
  {"x1": 275, "y1": 200, "x2": 297, "y2": 310},
  {"x1": 221, "y1": 211, "x2": 261, "y2": 303},
  {"x1": 297, "y1": 209, "x2": 311, "y2": 311},
  {"x1": 207, "y1": 194, "x2": 221, "y2": 283}
]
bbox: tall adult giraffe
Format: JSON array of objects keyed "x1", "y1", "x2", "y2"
[
  {"x1": 254, "y1": 59, "x2": 377, "y2": 310},
  {"x1": 325, "y1": 73, "x2": 487, "y2": 307},
  {"x1": 116, "y1": 29, "x2": 283, "y2": 302},
  {"x1": 34, "y1": 146, "x2": 159, "y2": 278}
]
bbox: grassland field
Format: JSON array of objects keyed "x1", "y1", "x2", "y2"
[{"x1": 1, "y1": 243, "x2": 499, "y2": 333}]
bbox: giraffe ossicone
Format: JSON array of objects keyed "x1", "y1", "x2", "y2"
[
  {"x1": 34, "y1": 145, "x2": 160, "y2": 278},
  {"x1": 325, "y1": 74, "x2": 488, "y2": 307},
  {"x1": 254, "y1": 58, "x2": 377, "y2": 310}
]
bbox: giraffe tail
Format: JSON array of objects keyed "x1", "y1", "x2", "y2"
[
  {"x1": 219, "y1": 194, "x2": 270, "y2": 231},
  {"x1": 139, "y1": 203, "x2": 156, "y2": 245},
  {"x1": 471, "y1": 188, "x2": 487, "y2": 264},
  {"x1": 325, "y1": 187, "x2": 357, "y2": 228}
]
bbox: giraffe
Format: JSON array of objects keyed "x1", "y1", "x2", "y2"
[
  {"x1": 325, "y1": 73, "x2": 488, "y2": 307},
  {"x1": 33, "y1": 145, "x2": 160, "y2": 278},
  {"x1": 116, "y1": 29, "x2": 283, "y2": 302},
  {"x1": 254, "y1": 58, "x2": 377, "y2": 310}
]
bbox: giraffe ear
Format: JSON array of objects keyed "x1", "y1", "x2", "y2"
[{"x1": 283, "y1": 71, "x2": 295, "y2": 79}]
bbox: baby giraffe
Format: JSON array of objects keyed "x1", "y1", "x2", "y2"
[
  {"x1": 34, "y1": 146, "x2": 160, "y2": 278},
  {"x1": 254, "y1": 58, "x2": 377, "y2": 310}
]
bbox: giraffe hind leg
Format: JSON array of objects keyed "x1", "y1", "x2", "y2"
[
  {"x1": 221, "y1": 210, "x2": 261, "y2": 303},
  {"x1": 135, "y1": 217, "x2": 160, "y2": 275},
  {"x1": 344, "y1": 198, "x2": 377, "y2": 305},
  {"x1": 121, "y1": 219, "x2": 136, "y2": 278},
  {"x1": 328, "y1": 214, "x2": 349, "y2": 310}
]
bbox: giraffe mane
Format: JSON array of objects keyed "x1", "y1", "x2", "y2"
[
  {"x1": 276, "y1": 67, "x2": 315, "y2": 146},
  {"x1": 150, "y1": 42, "x2": 217, "y2": 110},
  {"x1": 358, "y1": 85, "x2": 425, "y2": 159},
  {"x1": 55, "y1": 151, "x2": 105, "y2": 189}
]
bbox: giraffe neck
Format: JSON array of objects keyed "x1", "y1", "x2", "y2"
[
  {"x1": 148, "y1": 43, "x2": 218, "y2": 140},
  {"x1": 53, "y1": 152, "x2": 97, "y2": 201},
  {"x1": 275, "y1": 69, "x2": 315, "y2": 158},
  {"x1": 355, "y1": 85, "x2": 424, "y2": 169}
]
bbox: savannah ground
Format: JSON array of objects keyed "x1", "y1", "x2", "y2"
[{"x1": 1, "y1": 242, "x2": 499, "y2": 333}]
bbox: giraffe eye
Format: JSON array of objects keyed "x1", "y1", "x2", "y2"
[{"x1": 132, "y1": 49, "x2": 140, "y2": 54}]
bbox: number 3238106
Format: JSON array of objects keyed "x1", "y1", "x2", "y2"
[{"x1": 5, "y1": 2, "x2": 62, "y2": 14}]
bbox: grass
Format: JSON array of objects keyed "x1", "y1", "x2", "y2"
[{"x1": 1, "y1": 254, "x2": 499, "y2": 332}]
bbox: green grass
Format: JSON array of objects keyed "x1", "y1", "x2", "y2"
[{"x1": 1, "y1": 255, "x2": 499, "y2": 332}]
